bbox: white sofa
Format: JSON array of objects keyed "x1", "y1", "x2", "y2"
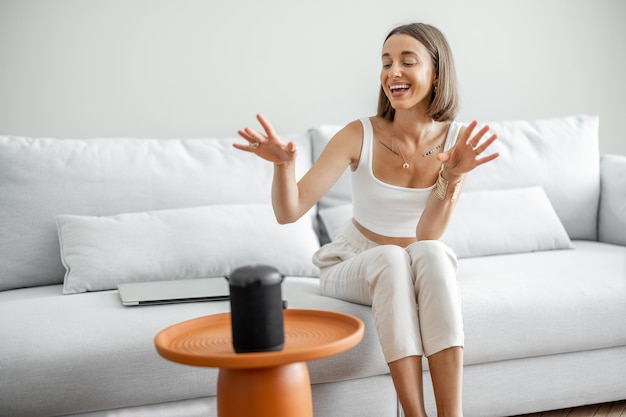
[{"x1": 1, "y1": 114, "x2": 625, "y2": 417}]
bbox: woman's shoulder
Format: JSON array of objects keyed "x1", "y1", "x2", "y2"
[
  {"x1": 331, "y1": 117, "x2": 374, "y2": 145},
  {"x1": 340, "y1": 115, "x2": 389, "y2": 129},
  {"x1": 331, "y1": 116, "x2": 392, "y2": 143},
  {"x1": 322, "y1": 118, "x2": 370, "y2": 166},
  {"x1": 367, "y1": 115, "x2": 391, "y2": 128},
  {"x1": 354, "y1": 115, "x2": 393, "y2": 138},
  {"x1": 332, "y1": 118, "x2": 364, "y2": 141}
]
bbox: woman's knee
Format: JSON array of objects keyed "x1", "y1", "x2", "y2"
[
  {"x1": 406, "y1": 240, "x2": 457, "y2": 271},
  {"x1": 374, "y1": 244, "x2": 411, "y2": 264},
  {"x1": 368, "y1": 245, "x2": 412, "y2": 276},
  {"x1": 366, "y1": 245, "x2": 413, "y2": 290},
  {"x1": 407, "y1": 240, "x2": 459, "y2": 292}
]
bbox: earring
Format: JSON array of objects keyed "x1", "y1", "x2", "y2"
[{"x1": 431, "y1": 85, "x2": 438, "y2": 102}]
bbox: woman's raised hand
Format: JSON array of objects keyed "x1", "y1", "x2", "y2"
[
  {"x1": 233, "y1": 114, "x2": 298, "y2": 164},
  {"x1": 437, "y1": 120, "x2": 499, "y2": 178}
]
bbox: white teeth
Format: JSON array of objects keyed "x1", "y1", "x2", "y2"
[{"x1": 389, "y1": 84, "x2": 410, "y2": 90}]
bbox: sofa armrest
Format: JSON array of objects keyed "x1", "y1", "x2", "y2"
[{"x1": 598, "y1": 153, "x2": 626, "y2": 245}]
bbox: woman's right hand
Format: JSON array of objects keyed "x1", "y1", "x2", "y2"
[{"x1": 233, "y1": 114, "x2": 298, "y2": 165}]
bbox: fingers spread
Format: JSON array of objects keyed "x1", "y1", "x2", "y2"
[
  {"x1": 237, "y1": 127, "x2": 267, "y2": 147},
  {"x1": 468, "y1": 125, "x2": 491, "y2": 148},
  {"x1": 477, "y1": 152, "x2": 500, "y2": 165},
  {"x1": 232, "y1": 143, "x2": 256, "y2": 153},
  {"x1": 466, "y1": 120, "x2": 478, "y2": 133},
  {"x1": 474, "y1": 133, "x2": 498, "y2": 154},
  {"x1": 256, "y1": 113, "x2": 277, "y2": 138}
]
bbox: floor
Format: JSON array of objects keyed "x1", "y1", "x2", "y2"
[{"x1": 512, "y1": 400, "x2": 626, "y2": 417}]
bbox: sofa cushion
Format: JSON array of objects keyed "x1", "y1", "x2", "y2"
[
  {"x1": 599, "y1": 154, "x2": 626, "y2": 246},
  {"x1": 0, "y1": 134, "x2": 312, "y2": 291},
  {"x1": 317, "y1": 204, "x2": 353, "y2": 242},
  {"x1": 309, "y1": 124, "x2": 351, "y2": 211},
  {"x1": 309, "y1": 115, "x2": 601, "y2": 241},
  {"x1": 0, "y1": 279, "x2": 388, "y2": 416},
  {"x1": 459, "y1": 240, "x2": 626, "y2": 366},
  {"x1": 318, "y1": 187, "x2": 574, "y2": 258},
  {"x1": 440, "y1": 186, "x2": 573, "y2": 257},
  {"x1": 57, "y1": 204, "x2": 320, "y2": 294},
  {"x1": 464, "y1": 115, "x2": 600, "y2": 240},
  {"x1": 2, "y1": 241, "x2": 624, "y2": 416}
]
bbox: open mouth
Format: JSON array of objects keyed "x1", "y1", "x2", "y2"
[{"x1": 389, "y1": 84, "x2": 410, "y2": 96}]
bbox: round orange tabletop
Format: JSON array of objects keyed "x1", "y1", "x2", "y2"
[
  {"x1": 155, "y1": 308, "x2": 364, "y2": 368},
  {"x1": 154, "y1": 309, "x2": 364, "y2": 417}
]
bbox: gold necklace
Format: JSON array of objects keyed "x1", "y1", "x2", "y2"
[{"x1": 389, "y1": 123, "x2": 439, "y2": 169}]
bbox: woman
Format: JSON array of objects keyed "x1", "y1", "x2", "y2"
[{"x1": 234, "y1": 23, "x2": 499, "y2": 417}]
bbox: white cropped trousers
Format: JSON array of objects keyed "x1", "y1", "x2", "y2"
[{"x1": 313, "y1": 221, "x2": 464, "y2": 363}]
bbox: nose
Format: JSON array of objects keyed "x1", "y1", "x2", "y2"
[{"x1": 389, "y1": 62, "x2": 402, "y2": 78}]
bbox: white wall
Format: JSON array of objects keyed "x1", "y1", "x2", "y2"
[{"x1": 1, "y1": 0, "x2": 624, "y2": 155}]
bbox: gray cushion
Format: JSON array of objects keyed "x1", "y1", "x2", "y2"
[{"x1": 599, "y1": 154, "x2": 626, "y2": 245}]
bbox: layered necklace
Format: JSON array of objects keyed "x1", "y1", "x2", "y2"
[{"x1": 379, "y1": 122, "x2": 442, "y2": 169}]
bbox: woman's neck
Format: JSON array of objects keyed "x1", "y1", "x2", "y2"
[{"x1": 392, "y1": 111, "x2": 435, "y2": 146}]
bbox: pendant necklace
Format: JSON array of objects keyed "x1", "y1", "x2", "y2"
[{"x1": 385, "y1": 123, "x2": 440, "y2": 169}]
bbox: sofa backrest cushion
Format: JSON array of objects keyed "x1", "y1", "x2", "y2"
[
  {"x1": 464, "y1": 115, "x2": 600, "y2": 241},
  {"x1": 309, "y1": 124, "x2": 352, "y2": 211},
  {"x1": 599, "y1": 154, "x2": 626, "y2": 245},
  {"x1": 0, "y1": 134, "x2": 313, "y2": 291},
  {"x1": 310, "y1": 115, "x2": 600, "y2": 241}
]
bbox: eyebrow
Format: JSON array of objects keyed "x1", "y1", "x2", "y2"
[{"x1": 382, "y1": 51, "x2": 420, "y2": 59}]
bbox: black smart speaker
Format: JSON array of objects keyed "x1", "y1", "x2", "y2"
[{"x1": 227, "y1": 264, "x2": 285, "y2": 353}]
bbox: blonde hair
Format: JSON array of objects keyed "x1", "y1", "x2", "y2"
[{"x1": 377, "y1": 23, "x2": 459, "y2": 122}]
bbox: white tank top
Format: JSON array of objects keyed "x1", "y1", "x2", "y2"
[{"x1": 351, "y1": 117, "x2": 462, "y2": 238}]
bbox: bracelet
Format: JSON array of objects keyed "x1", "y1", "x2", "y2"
[
  {"x1": 434, "y1": 170, "x2": 462, "y2": 201},
  {"x1": 433, "y1": 170, "x2": 448, "y2": 200}
]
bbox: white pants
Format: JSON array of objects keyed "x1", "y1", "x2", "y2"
[{"x1": 313, "y1": 221, "x2": 464, "y2": 363}]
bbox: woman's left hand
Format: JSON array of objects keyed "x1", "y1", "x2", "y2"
[{"x1": 437, "y1": 120, "x2": 499, "y2": 178}]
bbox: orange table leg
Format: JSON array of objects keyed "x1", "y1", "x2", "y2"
[{"x1": 217, "y1": 362, "x2": 313, "y2": 417}]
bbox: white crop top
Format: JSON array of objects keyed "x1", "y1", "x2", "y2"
[{"x1": 351, "y1": 117, "x2": 462, "y2": 238}]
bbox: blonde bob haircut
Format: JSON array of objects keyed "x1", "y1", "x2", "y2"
[{"x1": 377, "y1": 23, "x2": 459, "y2": 122}]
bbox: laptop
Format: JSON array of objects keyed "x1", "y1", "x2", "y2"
[{"x1": 118, "y1": 277, "x2": 230, "y2": 306}]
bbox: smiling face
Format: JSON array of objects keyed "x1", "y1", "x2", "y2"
[{"x1": 380, "y1": 34, "x2": 438, "y2": 115}]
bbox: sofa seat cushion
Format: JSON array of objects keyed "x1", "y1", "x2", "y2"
[
  {"x1": 2, "y1": 243, "x2": 624, "y2": 416},
  {"x1": 0, "y1": 278, "x2": 387, "y2": 417},
  {"x1": 459, "y1": 240, "x2": 626, "y2": 366}
]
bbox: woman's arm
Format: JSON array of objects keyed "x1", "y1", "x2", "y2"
[
  {"x1": 235, "y1": 114, "x2": 360, "y2": 224},
  {"x1": 415, "y1": 121, "x2": 499, "y2": 240}
]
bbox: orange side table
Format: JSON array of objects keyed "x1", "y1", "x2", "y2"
[{"x1": 154, "y1": 309, "x2": 364, "y2": 417}]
